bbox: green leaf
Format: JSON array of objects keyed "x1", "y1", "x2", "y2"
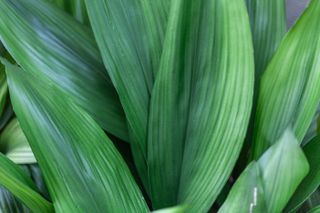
[
  {"x1": 0, "y1": 154, "x2": 53, "y2": 213},
  {"x1": 47, "y1": 0, "x2": 89, "y2": 25},
  {"x1": 152, "y1": 205, "x2": 187, "y2": 213},
  {"x1": 285, "y1": 135, "x2": 320, "y2": 212},
  {"x1": 85, "y1": 0, "x2": 168, "y2": 190},
  {"x1": 0, "y1": 0, "x2": 128, "y2": 141},
  {"x1": 246, "y1": 0, "x2": 287, "y2": 79},
  {"x1": 148, "y1": 0, "x2": 254, "y2": 210},
  {"x1": 0, "y1": 118, "x2": 36, "y2": 164},
  {"x1": 220, "y1": 130, "x2": 309, "y2": 213},
  {"x1": 218, "y1": 162, "x2": 267, "y2": 213},
  {"x1": 0, "y1": 64, "x2": 7, "y2": 117},
  {"x1": 308, "y1": 206, "x2": 320, "y2": 213},
  {"x1": 4, "y1": 61, "x2": 148, "y2": 212},
  {"x1": 252, "y1": 0, "x2": 320, "y2": 159},
  {"x1": 0, "y1": 164, "x2": 50, "y2": 213}
]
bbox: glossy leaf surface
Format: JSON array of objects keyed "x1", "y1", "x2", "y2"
[
  {"x1": 252, "y1": 0, "x2": 320, "y2": 159},
  {"x1": 0, "y1": 0, "x2": 128, "y2": 141},
  {"x1": 220, "y1": 130, "x2": 309, "y2": 213},
  {"x1": 286, "y1": 135, "x2": 320, "y2": 212},
  {"x1": 85, "y1": 0, "x2": 171, "y2": 189},
  {"x1": 4, "y1": 61, "x2": 148, "y2": 212},
  {"x1": 148, "y1": 0, "x2": 254, "y2": 210}
]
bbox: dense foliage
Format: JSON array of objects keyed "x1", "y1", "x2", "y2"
[{"x1": 0, "y1": 0, "x2": 320, "y2": 212}]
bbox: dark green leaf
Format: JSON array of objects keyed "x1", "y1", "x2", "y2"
[
  {"x1": 0, "y1": 0, "x2": 128, "y2": 141},
  {"x1": 0, "y1": 154, "x2": 53, "y2": 213},
  {"x1": 85, "y1": 0, "x2": 169, "y2": 190},
  {"x1": 246, "y1": 0, "x2": 287, "y2": 79},
  {"x1": 148, "y1": 0, "x2": 254, "y2": 210},
  {"x1": 4, "y1": 61, "x2": 148, "y2": 212},
  {"x1": 252, "y1": 0, "x2": 320, "y2": 159},
  {"x1": 47, "y1": 0, "x2": 89, "y2": 25}
]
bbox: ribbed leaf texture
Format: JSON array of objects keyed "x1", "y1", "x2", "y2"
[
  {"x1": 4, "y1": 61, "x2": 148, "y2": 213},
  {"x1": 0, "y1": 0, "x2": 128, "y2": 141},
  {"x1": 0, "y1": 154, "x2": 53, "y2": 213},
  {"x1": 47, "y1": 0, "x2": 89, "y2": 25},
  {"x1": 85, "y1": 0, "x2": 171, "y2": 190},
  {"x1": 252, "y1": 0, "x2": 320, "y2": 159},
  {"x1": 148, "y1": 0, "x2": 254, "y2": 211},
  {"x1": 246, "y1": 0, "x2": 287, "y2": 79},
  {"x1": 220, "y1": 130, "x2": 309, "y2": 213}
]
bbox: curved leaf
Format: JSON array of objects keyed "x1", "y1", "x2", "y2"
[
  {"x1": 252, "y1": 0, "x2": 320, "y2": 159},
  {"x1": 220, "y1": 130, "x2": 309, "y2": 213},
  {"x1": 148, "y1": 0, "x2": 254, "y2": 210},
  {"x1": 218, "y1": 162, "x2": 267, "y2": 213},
  {"x1": 0, "y1": 154, "x2": 53, "y2": 213},
  {"x1": 4, "y1": 61, "x2": 148, "y2": 212},
  {"x1": 47, "y1": 0, "x2": 89, "y2": 25},
  {"x1": 85, "y1": 0, "x2": 169, "y2": 190},
  {"x1": 285, "y1": 135, "x2": 320, "y2": 212},
  {"x1": 246, "y1": 0, "x2": 287, "y2": 79},
  {"x1": 0, "y1": 0, "x2": 128, "y2": 141},
  {"x1": 0, "y1": 118, "x2": 36, "y2": 164}
]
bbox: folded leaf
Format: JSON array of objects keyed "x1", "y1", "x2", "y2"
[
  {"x1": 285, "y1": 135, "x2": 320, "y2": 212},
  {"x1": 220, "y1": 130, "x2": 309, "y2": 213},
  {"x1": 0, "y1": 154, "x2": 53, "y2": 213},
  {"x1": 252, "y1": 0, "x2": 320, "y2": 159},
  {"x1": 148, "y1": 0, "x2": 254, "y2": 210},
  {"x1": 86, "y1": 0, "x2": 169, "y2": 190},
  {"x1": 4, "y1": 61, "x2": 148, "y2": 212},
  {"x1": 0, "y1": 118, "x2": 36, "y2": 164},
  {"x1": 0, "y1": 0, "x2": 128, "y2": 141}
]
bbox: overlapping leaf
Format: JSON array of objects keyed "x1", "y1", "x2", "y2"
[
  {"x1": 85, "y1": 0, "x2": 169, "y2": 189},
  {"x1": 3, "y1": 61, "x2": 148, "y2": 212},
  {"x1": 252, "y1": 0, "x2": 320, "y2": 159},
  {"x1": 47, "y1": 0, "x2": 89, "y2": 25},
  {"x1": 246, "y1": 0, "x2": 286, "y2": 79},
  {"x1": 0, "y1": 118, "x2": 36, "y2": 164},
  {"x1": 286, "y1": 135, "x2": 320, "y2": 212},
  {"x1": 0, "y1": 154, "x2": 53, "y2": 213},
  {"x1": 0, "y1": 0, "x2": 128, "y2": 141},
  {"x1": 220, "y1": 130, "x2": 309, "y2": 213},
  {"x1": 148, "y1": 0, "x2": 254, "y2": 210}
]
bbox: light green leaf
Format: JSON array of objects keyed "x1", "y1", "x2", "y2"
[
  {"x1": 0, "y1": 0, "x2": 128, "y2": 141},
  {"x1": 220, "y1": 130, "x2": 309, "y2": 213},
  {"x1": 218, "y1": 162, "x2": 266, "y2": 213},
  {"x1": 148, "y1": 0, "x2": 254, "y2": 210},
  {"x1": 308, "y1": 205, "x2": 320, "y2": 213},
  {"x1": 152, "y1": 205, "x2": 186, "y2": 213},
  {"x1": 85, "y1": 0, "x2": 168, "y2": 190},
  {"x1": 4, "y1": 61, "x2": 148, "y2": 212},
  {"x1": 252, "y1": 0, "x2": 320, "y2": 159},
  {"x1": 0, "y1": 118, "x2": 36, "y2": 164},
  {"x1": 285, "y1": 135, "x2": 320, "y2": 212},
  {"x1": 0, "y1": 154, "x2": 53, "y2": 213}
]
